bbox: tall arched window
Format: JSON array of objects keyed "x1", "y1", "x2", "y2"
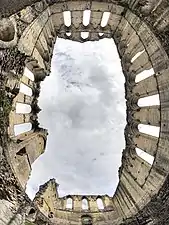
[
  {"x1": 82, "y1": 198, "x2": 89, "y2": 210},
  {"x1": 14, "y1": 122, "x2": 32, "y2": 136},
  {"x1": 66, "y1": 197, "x2": 73, "y2": 209},
  {"x1": 97, "y1": 197, "x2": 104, "y2": 209}
]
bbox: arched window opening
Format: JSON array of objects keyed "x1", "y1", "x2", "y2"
[
  {"x1": 66, "y1": 197, "x2": 73, "y2": 209},
  {"x1": 99, "y1": 33, "x2": 104, "y2": 37},
  {"x1": 138, "y1": 94, "x2": 160, "y2": 107},
  {"x1": 63, "y1": 11, "x2": 71, "y2": 27},
  {"x1": 23, "y1": 67, "x2": 34, "y2": 81},
  {"x1": 138, "y1": 124, "x2": 160, "y2": 137},
  {"x1": 81, "y1": 32, "x2": 89, "y2": 39},
  {"x1": 82, "y1": 198, "x2": 89, "y2": 210},
  {"x1": 14, "y1": 122, "x2": 32, "y2": 136},
  {"x1": 16, "y1": 103, "x2": 31, "y2": 114},
  {"x1": 66, "y1": 32, "x2": 71, "y2": 37},
  {"x1": 97, "y1": 198, "x2": 104, "y2": 209},
  {"x1": 136, "y1": 147, "x2": 154, "y2": 165},
  {"x1": 28, "y1": 208, "x2": 36, "y2": 215},
  {"x1": 83, "y1": 10, "x2": 91, "y2": 26},
  {"x1": 101, "y1": 12, "x2": 110, "y2": 27},
  {"x1": 20, "y1": 83, "x2": 32, "y2": 96},
  {"x1": 135, "y1": 68, "x2": 154, "y2": 83},
  {"x1": 131, "y1": 50, "x2": 145, "y2": 63},
  {"x1": 16, "y1": 147, "x2": 26, "y2": 156},
  {"x1": 28, "y1": 38, "x2": 126, "y2": 200}
]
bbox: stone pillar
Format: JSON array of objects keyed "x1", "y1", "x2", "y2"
[
  {"x1": 132, "y1": 75, "x2": 158, "y2": 98},
  {"x1": 34, "y1": 179, "x2": 59, "y2": 218},
  {"x1": 134, "y1": 105, "x2": 160, "y2": 127},
  {"x1": 134, "y1": 132, "x2": 158, "y2": 156},
  {"x1": 72, "y1": 196, "x2": 82, "y2": 211},
  {"x1": 88, "y1": 197, "x2": 98, "y2": 212}
]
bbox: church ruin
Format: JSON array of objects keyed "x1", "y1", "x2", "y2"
[{"x1": 1, "y1": 0, "x2": 169, "y2": 224}]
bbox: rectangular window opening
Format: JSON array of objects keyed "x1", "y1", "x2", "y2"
[
  {"x1": 136, "y1": 147, "x2": 154, "y2": 165},
  {"x1": 101, "y1": 12, "x2": 110, "y2": 27},
  {"x1": 63, "y1": 11, "x2": 71, "y2": 27},
  {"x1": 138, "y1": 94, "x2": 160, "y2": 107},
  {"x1": 138, "y1": 124, "x2": 160, "y2": 137}
]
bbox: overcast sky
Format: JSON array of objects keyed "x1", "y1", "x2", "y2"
[{"x1": 26, "y1": 38, "x2": 126, "y2": 199}]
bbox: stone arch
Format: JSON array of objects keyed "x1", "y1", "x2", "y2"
[
  {"x1": 66, "y1": 196, "x2": 73, "y2": 209},
  {"x1": 82, "y1": 197, "x2": 89, "y2": 210}
]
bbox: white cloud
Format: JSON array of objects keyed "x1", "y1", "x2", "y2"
[{"x1": 26, "y1": 38, "x2": 126, "y2": 199}]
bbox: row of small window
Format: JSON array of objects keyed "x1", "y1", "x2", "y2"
[
  {"x1": 23, "y1": 55, "x2": 156, "y2": 85},
  {"x1": 21, "y1": 70, "x2": 161, "y2": 108},
  {"x1": 63, "y1": 10, "x2": 110, "y2": 27},
  {"x1": 19, "y1": 81, "x2": 161, "y2": 107},
  {"x1": 21, "y1": 66, "x2": 160, "y2": 108},
  {"x1": 66, "y1": 197, "x2": 104, "y2": 210},
  {"x1": 13, "y1": 121, "x2": 160, "y2": 141},
  {"x1": 66, "y1": 32, "x2": 104, "y2": 39}
]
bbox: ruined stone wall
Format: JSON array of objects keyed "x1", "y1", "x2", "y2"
[
  {"x1": 0, "y1": 46, "x2": 51, "y2": 225},
  {"x1": 33, "y1": 179, "x2": 118, "y2": 224}
]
